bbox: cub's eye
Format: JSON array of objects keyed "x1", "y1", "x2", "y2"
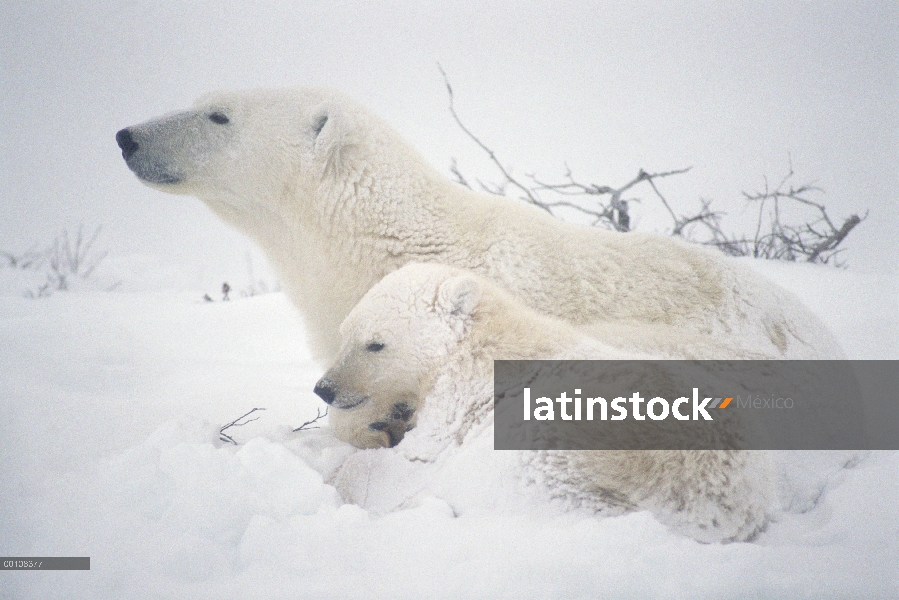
[
  {"x1": 208, "y1": 112, "x2": 229, "y2": 125},
  {"x1": 366, "y1": 342, "x2": 385, "y2": 352}
]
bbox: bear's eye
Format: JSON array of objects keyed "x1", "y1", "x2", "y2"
[
  {"x1": 208, "y1": 112, "x2": 229, "y2": 125},
  {"x1": 365, "y1": 342, "x2": 385, "y2": 353}
]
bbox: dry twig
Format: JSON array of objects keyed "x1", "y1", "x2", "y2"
[
  {"x1": 293, "y1": 407, "x2": 329, "y2": 432},
  {"x1": 219, "y1": 407, "x2": 266, "y2": 445}
]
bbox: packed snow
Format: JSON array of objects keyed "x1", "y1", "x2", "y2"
[{"x1": 1, "y1": 254, "x2": 896, "y2": 599}]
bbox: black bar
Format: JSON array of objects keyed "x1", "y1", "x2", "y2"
[
  {"x1": 494, "y1": 360, "x2": 899, "y2": 450},
  {"x1": 1, "y1": 557, "x2": 89, "y2": 570}
]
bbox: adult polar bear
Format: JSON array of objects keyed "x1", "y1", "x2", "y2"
[{"x1": 117, "y1": 87, "x2": 842, "y2": 363}]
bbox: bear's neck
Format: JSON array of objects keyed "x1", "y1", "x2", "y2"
[
  {"x1": 314, "y1": 140, "x2": 460, "y2": 257},
  {"x1": 459, "y1": 293, "x2": 579, "y2": 380},
  {"x1": 205, "y1": 142, "x2": 467, "y2": 364}
]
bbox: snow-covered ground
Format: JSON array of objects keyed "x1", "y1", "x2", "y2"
[{"x1": 1, "y1": 254, "x2": 896, "y2": 599}]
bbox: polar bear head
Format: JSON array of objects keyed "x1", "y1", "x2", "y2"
[
  {"x1": 315, "y1": 263, "x2": 482, "y2": 448},
  {"x1": 117, "y1": 87, "x2": 456, "y2": 366},
  {"x1": 118, "y1": 89, "x2": 341, "y2": 198},
  {"x1": 115, "y1": 87, "x2": 431, "y2": 234}
]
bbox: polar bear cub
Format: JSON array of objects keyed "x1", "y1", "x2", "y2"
[{"x1": 317, "y1": 262, "x2": 773, "y2": 543}]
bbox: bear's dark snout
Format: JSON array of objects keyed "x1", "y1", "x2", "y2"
[
  {"x1": 313, "y1": 379, "x2": 337, "y2": 405},
  {"x1": 116, "y1": 128, "x2": 139, "y2": 161}
]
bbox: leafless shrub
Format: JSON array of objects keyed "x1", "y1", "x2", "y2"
[
  {"x1": 440, "y1": 65, "x2": 690, "y2": 232},
  {"x1": 439, "y1": 67, "x2": 865, "y2": 266},
  {"x1": 2, "y1": 225, "x2": 110, "y2": 297},
  {"x1": 680, "y1": 162, "x2": 867, "y2": 265}
]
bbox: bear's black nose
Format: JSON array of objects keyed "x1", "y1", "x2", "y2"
[
  {"x1": 313, "y1": 379, "x2": 337, "y2": 405},
  {"x1": 116, "y1": 128, "x2": 139, "y2": 161}
]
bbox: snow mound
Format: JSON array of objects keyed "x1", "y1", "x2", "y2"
[{"x1": 1, "y1": 256, "x2": 896, "y2": 598}]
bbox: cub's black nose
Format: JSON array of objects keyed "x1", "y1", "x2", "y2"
[
  {"x1": 116, "y1": 128, "x2": 139, "y2": 160},
  {"x1": 313, "y1": 379, "x2": 337, "y2": 405}
]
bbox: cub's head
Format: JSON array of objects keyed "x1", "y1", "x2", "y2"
[
  {"x1": 315, "y1": 263, "x2": 482, "y2": 448},
  {"x1": 115, "y1": 87, "x2": 365, "y2": 215}
]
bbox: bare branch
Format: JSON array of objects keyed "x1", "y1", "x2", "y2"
[
  {"x1": 806, "y1": 212, "x2": 865, "y2": 263},
  {"x1": 528, "y1": 166, "x2": 691, "y2": 232},
  {"x1": 438, "y1": 64, "x2": 548, "y2": 212},
  {"x1": 219, "y1": 407, "x2": 266, "y2": 445},
  {"x1": 449, "y1": 158, "x2": 471, "y2": 189},
  {"x1": 293, "y1": 407, "x2": 329, "y2": 432}
]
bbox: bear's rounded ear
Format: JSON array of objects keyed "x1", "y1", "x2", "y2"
[
  {"x1": 308, "y1": 102, "x2": 346, "y2": 178},
  {"x1": 311, "y1": 112, "x2": 329, "y2": 138},
  {"x1": 437, "y1": 275, "x2": 481, "y2": 319},
  {"x1": 308, "y1": 103, "x2": 341, "y2": 149}
]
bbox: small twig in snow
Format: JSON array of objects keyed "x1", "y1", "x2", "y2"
[
  {"x1": 219, "y1": 407, "x2": 266, "y2": 445},
  {"x1": 293, "y1": 407, "x2": 329, "y2": 432}
]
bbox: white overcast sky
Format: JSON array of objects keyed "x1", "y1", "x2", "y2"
[{"x1": 1, "y1": 1, "x2": 896, "y2": 286}]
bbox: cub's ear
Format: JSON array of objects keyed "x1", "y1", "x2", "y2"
[{"x1": 437, "y1": 274, "x2": 481, "y2": 319}]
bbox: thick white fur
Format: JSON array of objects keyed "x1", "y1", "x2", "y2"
[
  {"x1": 122, "y1": 87, "x2": 843, "y2": 364},
  {"x1": 325, "y1": 263, "x2": 775, "y2": 543}
]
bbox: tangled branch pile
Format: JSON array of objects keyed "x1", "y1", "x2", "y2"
[{"x1": 440, "y1": 68, "x2": 865, "y2": 266}]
